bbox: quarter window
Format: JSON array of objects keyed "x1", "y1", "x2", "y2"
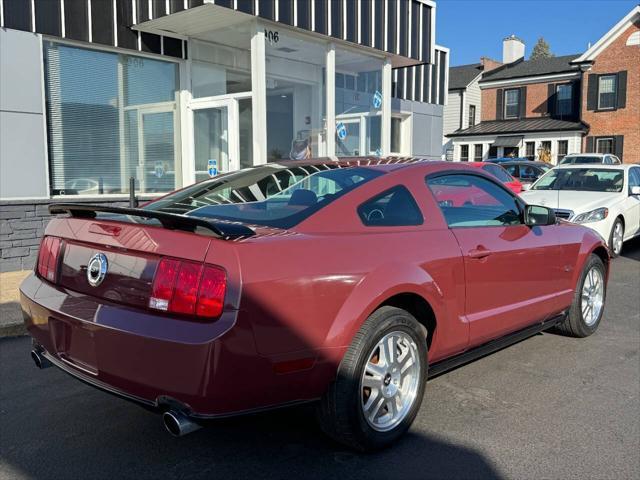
[
  {"x1": 598, "y1": 75, "x2": 617, "y2": 110},
  {"x1": 427, "y1": 174, "x2": 522, "y2": 228},
  {"x1": 504, "y1": 89, "x2": 520, "y2": 119},
  {"x1": 358, "y1": 186, "x2": 423, "y2": 227}
]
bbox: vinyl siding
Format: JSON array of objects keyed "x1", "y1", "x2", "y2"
[{"x1": 443, "y1": 91, "x2": 462, "y2": 136}]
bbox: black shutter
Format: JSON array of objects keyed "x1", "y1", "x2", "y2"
[
  {"x1": 496, "y1": 89, "x2": 504, "y2": 120},
  {"x1": 586, "y1": 136, "x2": 595, "y2": 153},
  {"x1": 587, "y1": 74, "x2": 598, "y2": 111},
  {"x1": 614, "y1": 136, "x2": 624, "y2": 160},
  {"x1": 519, "y1": 86, "x2": 527, "y2": 119},
  {"x1": 617, "y1": 71, "x2": 627, "y2": 109},
  {"x1": 547, "y1": 83, "x2": 556, "y2": 117},
  {"x1": 571, "y1": 81, "x2": 581, "y2": 119}
]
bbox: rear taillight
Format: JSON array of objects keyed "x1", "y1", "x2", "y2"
[
  {"x1": 149, "y1": 258, "x2": 226, "y2": 319},
  {"x1": 37, "y1": 236, "x2": 63, "y2": 283}
]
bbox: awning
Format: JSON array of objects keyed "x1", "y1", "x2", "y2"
[{"x1": 492, "y1": 136, "x2": 524, "y2": 147}]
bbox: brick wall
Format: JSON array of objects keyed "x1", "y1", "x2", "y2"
[
  {"x1": 581, "y1": 21, "x2": 640, "y2": 163},
  {"x1": 0, "y1": 198, "x2": 148, "y2": 272},
  {"x1": 481, "y1": 81, "x2": 559, "y2": 121}
]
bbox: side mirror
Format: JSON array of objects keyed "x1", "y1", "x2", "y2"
[
  {"x1": 630, "y1": 186, "x2": 640, "y2": 196},
  {"x1": 524, "y1": 205, "x2": 556, "y2": 226}
]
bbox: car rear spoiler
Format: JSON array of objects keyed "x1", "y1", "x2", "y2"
[{"x1": 49, "y1": 204, "x2": 255, "y2": 239}]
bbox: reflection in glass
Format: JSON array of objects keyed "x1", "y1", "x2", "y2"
[{"x1": 194, "y1": 107, "x2": 229, "y2": 182}]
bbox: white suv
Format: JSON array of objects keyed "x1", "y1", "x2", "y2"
[{"x1": 559, "y1": 153, "x2": 621, "y2": 165}]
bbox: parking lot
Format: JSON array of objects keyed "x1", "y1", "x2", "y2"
[{"x1": 0, "y1": 238, "x2": 638, "y2": 480}]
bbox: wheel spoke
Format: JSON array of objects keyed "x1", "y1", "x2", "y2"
[
  {"x1": 363, "y1": 387, "x2": 381, "y2": 412},
  {"x1": 368, "y1": 396, "x2": 385, "y2": 423},
  {"x1": 365, "y1": 362, "x2": 386, "y2": 379},
  {"x1": 362, "y1": 375, "x2": 381, "y2": 389},
  {"x1": 398, "y1": 351, "x2": 414, "y2": 375}
]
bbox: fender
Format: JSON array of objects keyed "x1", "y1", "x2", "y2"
[
  {"x1": 571, "y1": 230, "x2": 610, "y2": 288},
  {"x1": 323, "y1": 261, "x2": 449, "y2": 351}
]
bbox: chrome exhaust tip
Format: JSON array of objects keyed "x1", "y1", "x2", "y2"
[
  {"x1": 163, "y1": 410, "x2": 201, "y2": 437},
  {"x1": 31, "y1": 349, "x2": 52, "y2": 369}
]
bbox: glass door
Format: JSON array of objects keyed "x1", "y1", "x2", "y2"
[{"x1": 191, "y1": 99, "x2": 239, "y2": 183}]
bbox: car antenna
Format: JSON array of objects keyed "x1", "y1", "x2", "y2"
[{"x1": 129, "y1": 176, "x2": 139, "y2": 208}]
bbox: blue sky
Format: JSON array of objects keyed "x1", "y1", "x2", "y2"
[{"x1": 437, "y1": 0, "x2": 639, "y2": 66}]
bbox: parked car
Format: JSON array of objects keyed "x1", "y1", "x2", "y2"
[
  {"x1": 559, "y1": 153, "x2": 621, "y2": 165},
  {"x1": 486, "y1": 157, "x2": 531, "y2": 164},
  {"x1": 501, "y1": 161, "x2": 552, "y2": 186},
  {"x1": 521, "y1": 164, "x2": 640, "y2": 256},
  {"x1": 467, "y1": 162, "x2": 523, "y2": 193},
  {"x1": 23, "y1": 159, "x2": 610, "y2": 451}
]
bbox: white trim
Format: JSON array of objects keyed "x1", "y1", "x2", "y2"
[
  {"x1": 38, "y1": 34, "x2": 52, "y2": 197},
  {"x1": 430, "y1": 1, "x2": 435, "y2": 64},
  {"x1": 381, "y1": 58, "x2": 392, "y2": 155},
  {"x1": 250, "y1": 24, "x2": 267, "y2": 164},
  {"x1": 311, "y1": 0, "x2": 315, "y2": 31},
  {"x1": 0, "y1": 0, "x2": 4, "y2": 28},
  {"x1": 480, "y1": 71, "x2": 580, "y2": 88},
  {"x1": 87, "y1": 0, "x2": 92, "y2": 42},
  {"x1": 357, "y1": 0, "x2": 361, "y2": 44},
  {"x1": 30, "y1": 0, "x2": 35, "y2": 32},
  {"x1": 113, "y1": 0, "x2": 118, "y2": 47},
  {"x1": 343, "y1": 0, "x2": 347, "y2": 40},
  {"x1": 573, "y1": 6, "x2": 640, "y2": 63},
  {"x1": 326, "y1": 43, "x2": 336, "y2": 157},
  {"x1": 395, "y1": 0, "x2": 400, "y2": 55}
]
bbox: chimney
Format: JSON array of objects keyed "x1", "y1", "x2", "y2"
[
  {"x1": 503, "y1": 35, "x2": 525, "y2": 64},
  {"x1": 480, "y1": 57, "x2": 503, "y2": 72}
]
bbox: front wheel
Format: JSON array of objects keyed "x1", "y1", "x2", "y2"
[
  {"x1": 556, "y1": 254, "x2": 606, "y2": 337},
  {"x1": 609, "y1": 218, "x2": 624, "y2": 257},
  {"x1": 316, "y1": 306, "x2": 427, "y2": 451}
]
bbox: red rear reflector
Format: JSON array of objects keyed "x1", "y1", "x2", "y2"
[
  {"x1": 149, "y1": 258, "x2": 226, "y2": 319},
  {"x1": 37, "y1": 236, "x2": 62, "y2": 283}
]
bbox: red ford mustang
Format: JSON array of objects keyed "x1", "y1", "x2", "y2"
[{"x1": 22, "y1": 159, "x2": 609, "y2": 451}]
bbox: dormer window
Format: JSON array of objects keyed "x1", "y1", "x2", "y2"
[{"x1": 504, "y1": 89, "x2": 520, "y2": 119}]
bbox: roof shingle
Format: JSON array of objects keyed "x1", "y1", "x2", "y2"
[
  {"x1": 448, "y1": 63, "x2": 483, "y2": 90},
  {"x1": 480, "y1": 54, "x2": 581, "y2": 82}
]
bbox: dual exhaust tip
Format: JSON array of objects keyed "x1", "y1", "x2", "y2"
[{"x1": 31, "y1": 348, "x2": 200, "y2": 437}]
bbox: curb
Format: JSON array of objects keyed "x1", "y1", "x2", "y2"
[{"x1": 0, "y1": 322, "x2": 27, "y2": 338}]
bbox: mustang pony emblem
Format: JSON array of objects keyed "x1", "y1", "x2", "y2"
[{"x1": 86, "y1": 253, "x2": 108, "y2": 287}]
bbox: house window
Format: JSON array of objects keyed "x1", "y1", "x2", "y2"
[
  {"x1": 596, "y1": 137, "x2": 614, "y2": 154},
  {"x1": 468, "y1": 105, "x2": 476, "y2": 126},
  {"x1": 556, "y1": 84, "x2": 572, "y2": 116},
  {"x1": 525, "y1": 142, "x2": 535, "y2": 161},
  {"x1": 504, "y1": 89, "x2": 520, "y2": 119},
  {"x1": 460, "y1": 145, "x2": 469, "y2": 162},
  {"x1": 598, "y1": 75, "x2": 617, "y2": 110},
  {"x1": 474, "y1": 144, "x2": 483, "y2": 161},
  {"x1": 557, "y1": 140, "x2": 568, "y2": 162},
  {"x1": 43, "y1": 42, "x2": 180, "y2": 196}
]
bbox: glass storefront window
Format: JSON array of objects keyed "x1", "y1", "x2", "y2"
[
  {"x1": 43, "y1": 42, "x2": 179, "y2": 195},
  {"x1": 265, "y1": 33, "x2": 327, "y2": 162},
  {"x1": 335, "y1": 48, "x2": 383, "y2": 157},
  {"x1": 191, "y1": 36, "x2": 251, "y2": 98}
]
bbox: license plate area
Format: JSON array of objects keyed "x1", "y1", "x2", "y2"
[{"x1": 49, "y1": 317, "x2": 98, "y2": 375}]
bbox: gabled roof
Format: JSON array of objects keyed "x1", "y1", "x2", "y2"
[
  {"x1": 480, "y1": 54, "x2": 581, "y2": 83},
  {"x1": 446, "y1": 118, "x2": 588, "y2": 138},
  {"x1": 573, "y1": 5, "x2": 640, "y2": 63},
  {"x1": 448, "y1": 63, "x2": 483, "y2": 90}
]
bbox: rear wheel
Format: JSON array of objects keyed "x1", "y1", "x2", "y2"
[
  {"x1": 609, "y1": 218, "x2": 624, "y2": 257},
  {"x1": 317, "y1": 306, "x2": 427, "y2": 451},
  {"x1": 556, "y1": 254, "x2": 606, "y2": 337}
]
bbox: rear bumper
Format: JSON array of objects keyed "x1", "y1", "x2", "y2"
[{"x1": 20, "y1": 273, "x2": 331, "y2": 417}]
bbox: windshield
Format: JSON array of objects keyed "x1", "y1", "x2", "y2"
[
  {"x1": 145, "y1": 164, "x2": 384, "y2": 228},
  {"x1": 560, "y1": 156, "x2": 603, "y2": 165},
  {"x1": 532, "y1": 168, "x2": 624, "y2": 192}
]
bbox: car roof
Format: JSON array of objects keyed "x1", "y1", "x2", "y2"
[
  {"x1": 563, "y1": 153, "x2": 608, "y2": 158},
  {"x1": 554, "y1": 163, "x2": 633, "y2": 170},
  {"x1": 500, "y1": 161, "x2": 549, "y2": 166}
]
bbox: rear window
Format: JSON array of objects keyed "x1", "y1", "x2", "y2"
[
  {"x1": 145, "y1": 164, "x2": 384, "y2": 228},
  {"x1": 358, "y1": 186, "x2": 423, "y2": 227},
  {"x1": 560, "y1": 156, "x2": 603, "y2": 165}
]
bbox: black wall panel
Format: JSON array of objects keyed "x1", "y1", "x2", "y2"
[
  {"x1": 91, "y1": 0, "x2": 114, "y2": 45},
  {"x1": 314, "y1": 0, "x2": 327, "y2": 34},
  {"x1": 360, "y1": 0, "x2": 370, "y2": 47},
  {"x1": 141, "y1": 31, "x2": 161, "y2": 54},
  {"x1": 373, "y1": 0, "x2": 384, "y2": 50},
  {"x1": 386, "y1": 0, "x2": 397, "y2": 54},
  {"x1": 3, "y1": 0, "x2": 31, "y2": 31},
  {"x1": 170, "y1": 0, "x2": 185, "y2": 14},
  {"x1": 330, "y1": 0, "x2": 342, "y2": 39},
  {"x1": 296, "y1": 0, "x2": 310, "y2": 30},
  {"x1": 399, "y1": 0, "x2": 408, "y2": 57},
  {"x1": 258, "y1": 0, "x2": 275, "y2": 20},
  {"x1": 345, "y1": 0, "x2": 357, "y2": 43},
  {"x1": 278, "y1": 0, "x2": 293, "y2": 25},
  {"x1": 410, "y1": 0, "x2": 420, "y2": 60},
  {"x1": 64, "y1": 0, "x2": 89, "y2": 41},
  {"x1": 236, "y1": 0, "x2": 254, "y2": 14},
  {"x1": 35, "y1": 0, "x2": 61, "y2": 36},
  {"x1": 116, "y1": 0, "x2": 137, "y2": 49}
]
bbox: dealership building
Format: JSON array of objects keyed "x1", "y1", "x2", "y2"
[{"x1": 0, "y1": 0, "x2": 448, "y2": 271}]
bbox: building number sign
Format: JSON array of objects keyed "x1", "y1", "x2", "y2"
[{"x1": 264, "y1": 30, "x2": 279, "y2": 44}]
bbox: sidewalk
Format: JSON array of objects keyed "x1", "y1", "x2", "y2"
[{"x1": 0, "y1": 270, "x2": 29, "y2": 337}]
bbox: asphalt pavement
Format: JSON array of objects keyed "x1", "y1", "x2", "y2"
[{"x1": 1, "y1": 239, "x2": 638, "y2": 480}]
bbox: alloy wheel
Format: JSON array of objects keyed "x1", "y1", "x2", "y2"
[
  {"x1": 581, "y1": 266, "x2": 604, "y2": 326},
  {"x1": 612, "y1": 221, "x2": 624, "y2": 255}
]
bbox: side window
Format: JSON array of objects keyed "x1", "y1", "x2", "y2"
[
  {"x1": 505, "y1": 165, "x2": 519, "y2": 177},
  {"x1": 629, "y1": 168, "x2": 640, "y2": 188},
  {"x1": 484, "y1": 164, "x2": 513, "y2": 182},
  {"x1": 426, "y1": 174, "x2": 522, "y2": 228},
  {"x1": 358, "y1": 186, "x2": 423, "y2": 227},
  {"x1": 520, "y1": 165, "x2": 538, "y2": 180}
]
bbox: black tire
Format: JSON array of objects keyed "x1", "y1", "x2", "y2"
[
  {"x1": 316, "y1": 306, "x2": 428, "y2": 451},
  {"x1": 608, "y1": 218, "x2": 624, "y2": 258},
  {"x1": 556, "y1": 254, "x2": 606, "y2": 337}
]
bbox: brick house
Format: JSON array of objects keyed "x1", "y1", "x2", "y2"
[
  {"x1": 573, "y1": 6, "x2": 640, "y2": 163},
  {"x1": 447, "y1": 5, "x2": 639, "y2": 164}
]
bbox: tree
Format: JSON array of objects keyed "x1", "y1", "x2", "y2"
[{"x1": 530, "y1": 37, "x2": 554, "y2": 60}]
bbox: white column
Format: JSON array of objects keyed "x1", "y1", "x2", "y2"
[
  {"x1": 326, "y1": 43, "x2": 336, "y2": 158},
  {"x1": 381, "y1": 58, "x2": 392, "y2": 156},
  {"x1": 251, "y1": 24, "x2": 267, "y2": 165}
]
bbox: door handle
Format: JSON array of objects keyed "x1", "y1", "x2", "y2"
[{"x1": 468, "y1": 246, "x2": 492, "y2": 259}]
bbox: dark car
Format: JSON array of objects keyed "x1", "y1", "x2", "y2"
[
  {"x1": 501, "y1": 161, "x2": 552, "y2": 184},
  {"x1": 486, "y1": 157, "x2": 531, "y2": 164},
  {"x1": 22, "y1": 158, "x2": 609, "y2": 451}
]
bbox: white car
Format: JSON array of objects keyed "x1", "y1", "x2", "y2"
[
  {"x1": 559, "y1": 153, "x2": 622, "y2": 165},
  {"x1": 521, "y1": 164, "x2": 640, "y2": 256}
]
